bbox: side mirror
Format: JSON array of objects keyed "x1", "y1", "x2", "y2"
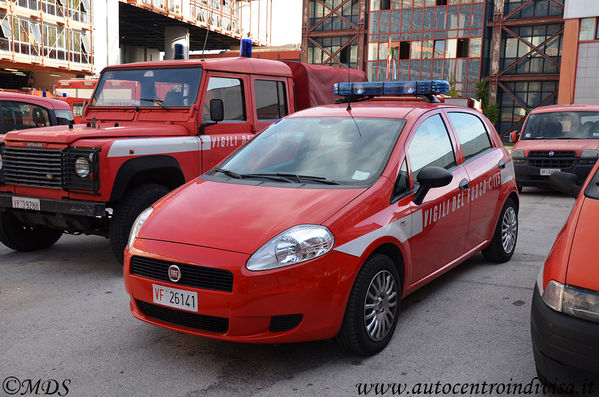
[
  {"x1": 510, "y1": 130, "x2": 519, "y2": 143},
  {"x1": 413, "y1": 166, "x2": 453, "y2": 205},
  {"x1": 549, "y1": 172, "x2": 581, "y2": 197},
  {"x1": 210, "y1": 99, "x2": 224, "y2": 123}
]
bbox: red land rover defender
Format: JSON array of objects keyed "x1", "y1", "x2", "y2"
[{"x1": 0, "y1": 58, "x2": 365, "y2": 262}]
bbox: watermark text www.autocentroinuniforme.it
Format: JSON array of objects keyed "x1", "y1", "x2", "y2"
[
  {"x1": 2, "y1": 376, "x2": 71, "y2": 396},
  {"x1": 355, "y1": 378, "x2": 596, "y2": 396}
]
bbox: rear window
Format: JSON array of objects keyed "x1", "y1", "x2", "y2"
[{"x1": 0, "y1": 101, "x2": 50, "y2": 131}]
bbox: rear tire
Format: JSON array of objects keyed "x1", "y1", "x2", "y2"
[
  {"x1": 109, "y1": 184, "x2": 170, "y2": 264},
  {"x1": 0, "y1": 211, "x2": 62, "y2": 252},
  {"x1": 337, "y1": 254, "x2": 401, "y2": 356},
  {"x1": 482, "y1": 197, "x2": 518, "y2": 263}
]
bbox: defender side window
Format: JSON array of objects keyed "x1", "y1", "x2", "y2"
[
  {"x1": 407, "y1": 114, "x2": 456, "y2": 180},
  {"x1": 202, "y1": 77, "x2": 246, "y2": 122},
  {"x1": 448, "y1": 112, "x2": 492, "y2": 160},
  {"x1": 255, "y1": 80, "x2": 288, "y2": 120}
]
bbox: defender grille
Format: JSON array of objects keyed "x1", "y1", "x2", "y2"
[
  {"x1": 3, "y1": 146, "x2": 63, "y2": 189},
  {"x1": 136, "y1": 300, "x2": 229, "y2": 333},
  {"x1": 130, "y1": 256, "x2": 234, "y2": 293}
]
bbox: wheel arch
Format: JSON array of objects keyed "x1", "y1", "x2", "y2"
[
  {"x1": 109, "y1": 155, "x2": 185, "y2": 203},
  {"x1": 366, "y1": 242, "x2": 406, "y2": 293}
]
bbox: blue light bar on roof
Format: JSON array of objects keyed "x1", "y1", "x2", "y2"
[{"x1": 333, "y1": 80, "x2": 450, "y2": 97}]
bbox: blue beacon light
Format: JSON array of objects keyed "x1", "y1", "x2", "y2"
[{"x1": 334, "y1": 80, "x2": 450, "y2": 98}]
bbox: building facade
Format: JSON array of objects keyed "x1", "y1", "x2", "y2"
[{"x1": 302, "y1": 0, "x2": 566, "y2": 137}]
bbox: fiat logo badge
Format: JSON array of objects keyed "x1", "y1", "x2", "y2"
[
  {"x1": 548, "y1": 151, "x2": 555, "y2": 156},
  {"x1": 168, "y1": 265, "x2": 181, "y2": 282}
]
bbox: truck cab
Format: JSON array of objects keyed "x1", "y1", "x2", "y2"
[{"x1": 0, "y1": 57, "x2": 365, "y2": 262}]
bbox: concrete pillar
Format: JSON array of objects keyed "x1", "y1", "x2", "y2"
[{"x1": 164, "y1": 26, "x2": 190, "y2": 60}]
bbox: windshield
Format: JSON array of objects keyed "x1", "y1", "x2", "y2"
[
  {"x1": 91, "y1": 67, "x2": 202, "y2": 108},
  {"x1": 522, "y1": 111, "x2": 599, "y2": 140},
  {"x1": 215, "y1": 117, "x2": 406, "y2": 186},
  {"x1": 55, "y1": 109, "x2": 74, "y2": 125}
]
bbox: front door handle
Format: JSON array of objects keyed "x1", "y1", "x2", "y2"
[{"x1": 459, "y1": 178, "x2": 470, "y2": 191}]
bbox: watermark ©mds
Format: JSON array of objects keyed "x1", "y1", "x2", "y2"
[
  {"x1": 355, "y1": 377, "x2": 596, "y2": 396},
  {"x1": 2, "y1": 376, "x2": 71, "y2": 396}
]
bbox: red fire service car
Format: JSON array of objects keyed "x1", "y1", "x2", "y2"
[
  {"x1": 511, "y1": 104, "x2": 599, "y2": 192},
  {"x1": 0, "y1": 92, "x2": 74, "y2": 134},
  {"x1": 124, "y1": 80, "x2": 519, "y2": 355},
  {"x1": 531, "y1": 165, "x2": 599, "y2": 386},
  {"x1": 0, "y1": 57, "x2": 363, "y2": 262}
]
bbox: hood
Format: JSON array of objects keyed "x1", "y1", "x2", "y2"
[
  {"x1": 514, "y1": 139, "x2": 599, "y2": 155},
  {"x1": 4, "y1": 123, "x2": 188, "y2": 145},
  {"x1": 139, "y1": 179, "x2": 366, "y2": 254},
  {"x1": 565, "y1": 197, "x2": 599, "y2": 291}
]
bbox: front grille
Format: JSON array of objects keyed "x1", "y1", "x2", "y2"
[
  {"x1": 529, "y1": 158, "x2": 575, "y2": 168},
  {"x1": 136, "y1": 300, "x2": 229, "y2": 333},
  {"x1": 529, "y1": 150, "x2": 576, "y2": 157},
  {"x1": 130, "y1": 256, "x2": 234, "y2": 292},
  {"x1": 3, "y1": 146, "x2": 63, "y2": 188}
]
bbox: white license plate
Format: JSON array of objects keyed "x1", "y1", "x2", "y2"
[
  {"x1": 540, "y1": 168, "x2": 561, "y2": 176},
  {"x1": 12, "y1": 197, "x2": 41, "y2": 211},
  {"x1": 152, "y1": 284, "x2": 198, "y2": 312}
]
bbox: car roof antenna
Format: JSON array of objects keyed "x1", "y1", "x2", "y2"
[
  {"x1": 201, "y1": 31, "x2": 209, "y2": 61},
  {"x1": 346, "y1": 66, "x2": 352, "y2": 111}
]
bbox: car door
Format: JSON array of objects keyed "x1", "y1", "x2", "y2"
[
  {"x1": 446, "y1": 111, "x2": 503, "y2": 251},
  {"x1": 403, "y1": 112, "x2": 471, "y2": 286},
  {"x1": 250, "y1": 77, "x2": 290, "y2": 134}
]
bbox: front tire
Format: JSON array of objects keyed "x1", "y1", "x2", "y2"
[
  {"x1": 337, "y1": 254, "x2": 401, "y2": 356},
  {"x1": 0, "y1": 211, "x2": 62, "y2": 252},
  {"x1": 109, "y1": 184, "x2": 170, "y2": 264},
  {"x1": 482, "y1": 197, "x2": 518, "y2": 263}
]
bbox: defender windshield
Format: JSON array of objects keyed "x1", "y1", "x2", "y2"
[
  {"x1": 522, "y1": 111, "x2": 599, "y2": 140},
  {"x1": 91, "y1": 67, "x2": 202, "y2": 108},
  {"x1": 215, "y1": 117, "x2": 406, "y2": 186}
]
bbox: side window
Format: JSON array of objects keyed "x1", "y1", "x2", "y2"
[
  {"x1": 393, "y1": 159, "x2": 410, "y2": 197},
  {"x1": 202, "y1": 77, "x2": 245, "y2": 122},
  {"x1": 0, "y1": 101, "x2": 49, "y2": 131},
  {"x1": 255, "y1": 80, "x2": 288, "y2": 120},
  {"x1": 407, "y1": 114, "x2": 456, "y2": 179},
  {"x1": 448, "y1": 112, "x2": 492, "y2": 160}
]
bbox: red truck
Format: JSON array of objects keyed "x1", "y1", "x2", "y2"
[{"x1": 0, "y1": 58, "x2": 365, "y2": 262}]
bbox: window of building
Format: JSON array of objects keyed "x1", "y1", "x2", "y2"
[
  {"x1": 399, "y1": 41, "x2": 410, "y2": 59},
  {"x1": 433, "y1": 39, "x2": 445, "y2": 58},
  {"x1": 456, "y1": 38, "x2": 469, "y2": 58},
  {"x1": 436, "y1": 0, "x2": 447, "y2": 5},
  {"x1": 580, "y1": 18, "x2": 596, "y2": 41},
  {"x1": 202, "y1": 77, "x2": 245, "y2": 122},
  {"x1": 408, "y1": 114, "x2": 456, "y2": 179},
  {"x1": 381, "y1": 0, "x2": 390, "y2": 10},
  {"x1": 448, "y1": 112, "x2": 492, "y2": 160},
  {"x1": 255, "y1": 80, "x2": 288, "y2": 120}
]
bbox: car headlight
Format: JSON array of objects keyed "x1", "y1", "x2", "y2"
[
  {"x1": 580, "y1": 150, "x2": 599, "y2": 159},
  {"x1": 246, "y1": 225, "x2": 334, "y2": 271},
  {"x1": 127, "y1": 207, "x2": 153, "y2": 249},
  {"x1": 511, "y1": 149, "x2": 525, "y2": 159},
  {"x1": 75, "y1": 156, "x2": 90, "y2": 178},
  {"x1": 542, "y1": 280, "x2": 599, "y2": 323}
]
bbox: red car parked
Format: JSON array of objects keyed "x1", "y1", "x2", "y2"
[
  {"x1": 0, "y1": 92, "x2": 74, "y2": 134},
  {"x1": 124, "y1": 81, "x2": 519, "y2": 355},
  {"x1": 531, "y1": 165, "x2": 599, "y2": 386}
]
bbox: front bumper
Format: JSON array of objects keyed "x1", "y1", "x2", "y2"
[
  {"x1": 0, "y1": 192, "x2": 105, "y2": 217},
  {"x1": 514, "y1": 160, "x2": 594, "y2": 188},
  {"x1": 124, "y1": 238, "x2": 361, "y2": 343},
  {"x1": 531, "y1": 284, "x2": 599, "y2": 382}
]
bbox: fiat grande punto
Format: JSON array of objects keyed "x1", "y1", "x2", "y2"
[{"x1": 124, "y1": 81, "x2": 519, "y2": 355}]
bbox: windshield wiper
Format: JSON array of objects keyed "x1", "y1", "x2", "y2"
[
  {"x1": 212, "y1": 169, "x2": 294, "y2": 183},
  {"x1": 213, "y1": 167, "x2": 242, "y2": 179},
  {"x1": 273, "y1": 173, "x2": 340, "y2": 185},
  {"x1": 139, "y1": 97, "x2": 167, "y2": 110}
]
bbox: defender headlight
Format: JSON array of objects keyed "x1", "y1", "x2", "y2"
[
  {"x1": 511, "y1": 149, "x2": 525, "y2": 159},
  {"x1": 246, "y1": 225, "x2": 334, "y2": 271},
  {"x1": 127, "y1": 207, "x2": 153, "y2": 249},
  {"x1": 542, "y1": 280, "x2": 599, "y2": 323},
  {"x1": 75, "y1": 156, "x2": 90, "y2": 178},
  {"x1": 580, "y1": 150, "x2": 599, "y2": 159}
]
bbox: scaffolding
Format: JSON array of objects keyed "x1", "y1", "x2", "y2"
[{"x1": 0, "y1": 0, "x2": 94, "y2": 73}]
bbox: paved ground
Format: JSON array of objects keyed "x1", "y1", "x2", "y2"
[{"x1": 0, "y1": 189, "x2": 580, "y2": 396}]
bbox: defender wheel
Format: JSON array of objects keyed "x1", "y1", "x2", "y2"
[
  {"x1": 109, "y1": 184, "x2": 170, "y2": 264},
  {"x1": 0, "y1": 211, "x2": 62, "y2": 252},
  {"x1": 482, "y1": 197, "x2": 518, "y2": 263},
  {"x1": 337, "y1": 254, "x2": 401, "y2": 356}
]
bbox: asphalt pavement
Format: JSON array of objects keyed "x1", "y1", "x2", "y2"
[{"x1": 0, "y1": 189, "x2": 580, "y2": 396}]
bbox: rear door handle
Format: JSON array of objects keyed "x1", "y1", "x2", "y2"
[
  {"x1": 498, "y1": 159, "x2": 506, "y2": 169},
  {"x1": 459, "y1": 178, "x2": 470, "y2": 190}
]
